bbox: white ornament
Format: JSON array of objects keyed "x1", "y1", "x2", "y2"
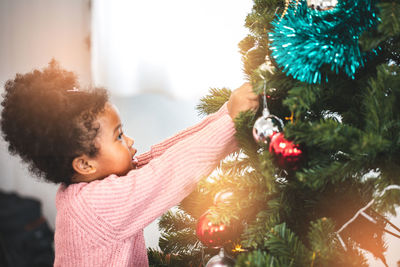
[
  {"x1": 307, "y1": 0, "x2": 338, "y2": 10},
  {"x1": 259, "y1": 55, "x2": 276, "y2": 75}
]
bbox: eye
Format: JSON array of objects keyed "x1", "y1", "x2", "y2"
[{"x1": 117, "y1": 129, "x2": 124, "y2": 140}]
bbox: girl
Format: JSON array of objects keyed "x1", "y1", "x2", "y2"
[{"x1": 0, "y1": 61, "x2": 259, "y2": 266}]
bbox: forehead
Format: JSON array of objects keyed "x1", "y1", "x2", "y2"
[{"x1": 97, "y1": 102, "x2": 121, "y2": 129}]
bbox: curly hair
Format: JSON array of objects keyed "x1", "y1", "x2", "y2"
[{"x1": 1, "y1": 60, "x2": 108, "y2": 185}]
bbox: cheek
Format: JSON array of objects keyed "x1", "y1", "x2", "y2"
[{"x1": 118, "y1": 145, "x2": 133, "y2": 162}]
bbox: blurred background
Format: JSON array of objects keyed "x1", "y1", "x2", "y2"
[{"x1": 0, "y1": 0, "x2": 398, "y2": 266}]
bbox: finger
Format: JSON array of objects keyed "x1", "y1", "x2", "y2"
[
  {"x1": 250, "y1": 95, "x2": 258, "y2": 101},
  {"x1": 250, "y1": 106, "x2": 259, "y2": 112},
  {"x1": 247, "y1": 94, "x2": 259, "y2": 101},
  {"x1": 247, "y1": 101, "x2": 259, "y2": 111}
]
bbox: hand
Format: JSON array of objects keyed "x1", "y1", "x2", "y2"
[{"x1": 227, "y1": 82, "x2": 259, "y2": 119}]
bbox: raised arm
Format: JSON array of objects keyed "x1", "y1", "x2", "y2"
[
  {"x1": 136, "y1": 82, "x2": 258, "y2": 168},
  {"x1": 135, "y1": 101, "x2": 230, "y2": 168},
  {"x1": 69, "y1": 82, "x2": 259, "y2": 241}
]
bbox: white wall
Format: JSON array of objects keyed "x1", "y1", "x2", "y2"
[{"x1": 91, "y1": 0, "x2": 253, "y2": 99}]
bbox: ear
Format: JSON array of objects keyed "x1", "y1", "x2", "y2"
[{"x1": 72, "y1": 156, "x2": 97, "y2": 176}]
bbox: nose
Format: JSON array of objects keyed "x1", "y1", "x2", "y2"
[{"x1": 123, "y1": 135, "x2": 134, "y2": 148}]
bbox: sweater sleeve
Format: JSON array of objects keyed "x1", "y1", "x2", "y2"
[
  {"x1": 135, "y1": 102, "x2": 230, "y2": 168},
  {"x1": 71, "y1": 111, "x2": 237, "y2": 242}
]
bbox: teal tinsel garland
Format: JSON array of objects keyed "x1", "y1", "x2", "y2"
[{"x1": 269, "y1": 0, "x2": 379, "y2": 84}]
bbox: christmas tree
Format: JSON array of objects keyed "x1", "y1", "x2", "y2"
[{"x1": 148, "y1": 0, "x2": 400, "y2": 266}]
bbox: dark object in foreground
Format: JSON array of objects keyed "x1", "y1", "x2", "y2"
[{"x1": 0, "y1": 191, "x2": 54, "y2": 267}]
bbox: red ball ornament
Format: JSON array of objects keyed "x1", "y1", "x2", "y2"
[
  {"x1": 196, "y1": 211, "x2": 230, "y2": 248},
  {"x1": 269, "y1": 132, "x2": 303, "y2": 170}
]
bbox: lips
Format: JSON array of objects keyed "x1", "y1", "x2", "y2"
[
  {"x1": 131, "y1": 149, "x2": 138, "y2": 168},
  {"x1": 132, "y1": 156, "x2": 138, "y2": 166}
]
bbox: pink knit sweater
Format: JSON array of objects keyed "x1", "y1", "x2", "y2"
[{"x1": 54, "y1": 103, "x2": 237, "y2": 267}]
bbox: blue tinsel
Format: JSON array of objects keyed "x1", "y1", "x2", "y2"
[{"x1": 268, "y1": 0, "x2": 379, "y2": 84}]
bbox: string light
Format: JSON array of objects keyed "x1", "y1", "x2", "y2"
[
  {"x1": 232, "y1": 243, "x2": 246, "y2": 252},
  {"x1": 280, "y1": 0, "x2": 301, "y2": 20},
  {"x1": 335, "y1": 185, "x2": 400, "y2": 251},
  {"x1": 285, "y1": 111, "x2": 294, "y2": 123},
  {"x1": 311, "y1": 251, "x2": 316, "y2": 267}
]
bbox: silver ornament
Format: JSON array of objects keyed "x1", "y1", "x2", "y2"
[
  {"x1": 205, "y1": 248, "x2": 235, "y2": 267},
  {"x1": 253, "y1": 81, "x2": 283, "y2": 144},
  {"x1": 307, "y1": 0, "x2": 338, "y2": 10},
  {"x1": 252, "y1": 108, "x2": 283, "y2": 144}
]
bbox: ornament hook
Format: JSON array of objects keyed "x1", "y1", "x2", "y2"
[
  {"x1": 258, "y1": 77, "x2": 284, "y2": 129},
  {"x1": 262, "y1": 81, "x2": 269, "y2": 118}
]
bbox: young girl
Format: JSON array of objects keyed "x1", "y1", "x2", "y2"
[{"x1": 0, "y1": 61, "x2": 259, "y2": 266}]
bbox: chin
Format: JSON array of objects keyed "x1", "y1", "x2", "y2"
[
  {"x1": 114, "y1": 160, "x2": 136, "y2": 176},
  {"x1": 123, "y1": 164, "x2": 135, "y2": 175}
]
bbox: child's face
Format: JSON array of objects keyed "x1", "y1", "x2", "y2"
[{"x1": 90, "y1": 102, "x2": 138, "y2": 179}]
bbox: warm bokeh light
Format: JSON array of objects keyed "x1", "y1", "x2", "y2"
[
  {"x1": 232, "y1": 243, "x2": 246, "y2": 252},
  {"x1": 92, "y1": 0, "x2": 253, "y2": 99}
]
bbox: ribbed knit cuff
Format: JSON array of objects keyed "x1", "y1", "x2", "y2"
[{"x1": 136, "y1": 151, "x2": 152, "y2": 168}]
